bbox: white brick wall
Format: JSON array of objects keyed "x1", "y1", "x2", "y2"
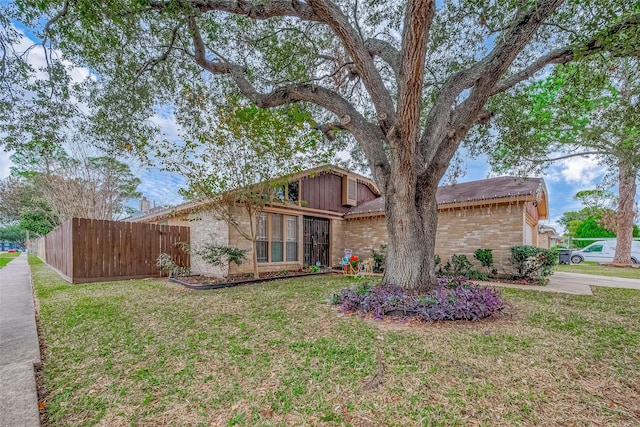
[{"x1": 188, "y1": 210, "x2": 230, "y2": 277}]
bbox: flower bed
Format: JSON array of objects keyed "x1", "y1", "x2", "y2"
[{"x1": 333, "y1": 277, "x2": 505, "y2": 321}]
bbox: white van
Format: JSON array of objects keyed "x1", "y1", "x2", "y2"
[{"x1": 570, "y1": 240, "x2": 640, "y2": 264}]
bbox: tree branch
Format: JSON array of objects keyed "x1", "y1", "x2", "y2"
[
  {"x1": 420, "y1": 0, "x2": 565, "y2": 169},
  {"x1": 491, "y1": 13, "x2": 640, "y2": 95},
  {"x1": 150, "y1": 0, "x2": 322, "y2": 22},
  {"x1": 186, "y1": 15, "x2": 390, "y2": 182},
  {"x1": 42, "y1": 0, "x2": 71, "y2": 44},
  {"x1": 137, "y1": 23, "x2": 182, "y2": 75},
  {"x1": 306, "y1": 0, "x2": 397, "y2": 129},
  {"x1": 364, "y1": 38, "x2": 400, "y2": 77},
  {"x1": 530, "y1": 150, "x2": 606, "y2": 163}
]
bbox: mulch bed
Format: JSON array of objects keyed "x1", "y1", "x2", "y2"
[{"x1": 170, "y1": 270, "x2": 343, "y2": 290}]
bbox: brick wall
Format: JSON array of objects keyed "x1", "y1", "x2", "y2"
[
  {"x1": 185, "y1": 210, "x2": 229, "y2": 277},
  {"x1": 436, "y1": 204, "x2": 524, "y2": 274},
  {"x1": 339, "y1": 203, "x2": 527, "y2": 274},
  {"x1": 153, "y1": 212, "x2": 230, "y2": 276},
  {"x1": 336, "y1": 216, "x2": 388, "y2": 265},
  {"x1": 330, "y1": 218, "x2": 345, "y2": 267},
  {"x1": 147, "y1": 200, "x2": 541, "y2": 276}
]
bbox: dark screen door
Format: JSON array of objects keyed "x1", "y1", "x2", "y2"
[{"x1": 303, "y1": 216, "x2": 329, "y2": 267}]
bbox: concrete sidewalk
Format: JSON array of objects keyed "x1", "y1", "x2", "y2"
[{"x1": 0, "y1": 253, "x2": 41, "y2": 427}]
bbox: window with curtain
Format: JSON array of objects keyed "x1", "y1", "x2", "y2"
[
  {"x1": 271, "y1": 214, "x2": 283, "y2": 262},
  {"x1": 256, "y1": 213, "x2": 268, "y2": 263},
  {"x1": 286, "y1": 216, "x2": 298, "y2": 261}
]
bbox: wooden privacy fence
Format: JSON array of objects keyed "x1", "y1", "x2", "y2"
[{"x1": 34, "y1": 218, "x2": 190, "y2": 283}]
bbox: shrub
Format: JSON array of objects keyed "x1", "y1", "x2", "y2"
[
  {"x1": 371, "y1": 244, "x2": 387, "y2": 273},
  {"x1": 156, "y1": 253, "x2": 191, "y2": 278},
  {"x1": 451, "y1": 254, "x2": 473, "y2": 275},
  {"x1": 440, "y1": 254, "x2": 487, "y2": 281},
  {"x1": 510, "y1": 245, "x2": 558, "y2": 284},
  {"x1": 474, "y1": 248, "x2": 497, "y2": 276},
  {"x1": 195, "y1": 245, "x2": 248, "y2": 267},
  {"x1": 332, "y1": 277, "x2": 504, "y2": 321}
]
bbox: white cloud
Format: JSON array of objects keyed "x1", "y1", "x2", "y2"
[
  {"x1": 137, "y1": 170, "x2": 186, "y2": 207},
  {"x1": 13, "y1": 28, "x2": 92, "y2": 84},
  {"x1": 548, "y1": 156, "x2": 603, "y2": 186}
]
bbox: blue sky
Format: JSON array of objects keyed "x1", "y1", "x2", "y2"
[{"x1": 2, "y1": 20, "x2": 628, "y2": 232}]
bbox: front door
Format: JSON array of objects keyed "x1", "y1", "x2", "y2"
[{"x1": 303, "y1": 216, "x2": 329, "y2": 267}]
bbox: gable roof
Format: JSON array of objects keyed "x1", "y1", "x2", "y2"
[
  {"x1": 128, "y1": 164, "x2": 379, "y2": 223},
  {"x1": 345, "y1": 176, "x2": 548, "y2": 218}
]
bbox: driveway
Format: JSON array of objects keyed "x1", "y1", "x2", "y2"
[
  {"x1": 549, "y1": 271, "x2": 640, "y2": 292},
  {"x1": 481, "y1": 271, "x2": 640, "y2": 296}
]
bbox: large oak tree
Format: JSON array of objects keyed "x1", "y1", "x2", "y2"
[{"x1": 8, "y1": 0, "x2": 640, "y2": 289}]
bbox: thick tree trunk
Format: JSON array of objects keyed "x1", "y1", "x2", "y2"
[
  {"x1": 612, "y1": 162, "x2": 638, "y2": 264},
  {"x1": 381, "y1": 175, "x2": 438, "y2": 292}
]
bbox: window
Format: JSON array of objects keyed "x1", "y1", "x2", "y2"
[
  {"x1": 256, "y1": 213, "x2": 268, "y2": 263},
  {"x1": 287, "y1": 180, "x2": 299, "y2": 203},
  {"x1": 587, "y1": 245, "x2": 603, "y2": 253},
  {"x1": 271, "y1": 214, "x2": 284, "y2": 262},
  {"x1": 255, "y1": 213, "x2": 299, "y2": 263},
  {"x1": 286, "y1": 216, "x2": 298, "y2": 261}
]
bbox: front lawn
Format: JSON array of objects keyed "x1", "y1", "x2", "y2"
[
  {"x1": 556, "y1": 263, "x2": 640, "y2": 280},
  {"x1": 0, "y1": 251, "x2": 20, "y2": 268},
  {"x1": 32, "y1": 256, "x2": 640, "y2": 426}
]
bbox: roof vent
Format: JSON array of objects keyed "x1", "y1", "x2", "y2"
[{"x1": 342, "y1": 175, "x2": 358, "y2": 207}]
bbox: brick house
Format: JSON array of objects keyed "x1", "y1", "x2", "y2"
[{"x1": 130, "y1": 166, "x2": 550, "y2": 276}]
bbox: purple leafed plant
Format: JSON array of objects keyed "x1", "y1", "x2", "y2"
[{"x1": 334, "y1": 277, "x2": 504, "y2": 321}]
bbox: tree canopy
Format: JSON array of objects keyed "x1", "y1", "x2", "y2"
[
  {"x1": 479, "y1": 55, "x2": 639, "y2": 263},
  {"x1": 0, "y1": 144, "x2": 141, "y2": 234},
  {"x1": 0, "y1": 224, "x2": 27, "y2": 247},
  {"x1": 4, "y1": 0, "x2": 640, "y2": 288}
]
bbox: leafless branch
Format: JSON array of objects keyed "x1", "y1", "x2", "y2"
[
  {"x1": 530, "y1": 150, "x2": 607, "y2": 163},
  {"x1": 353, "y1": 0, "x2": 364, "y2": 41},
  {"x1": 138, "y1": 23, "x2": 183, "y2": 75}
]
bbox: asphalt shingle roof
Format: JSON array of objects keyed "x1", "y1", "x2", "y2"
[{"x1": 345, "y1": 176, "x2": 544, "y2": 217}]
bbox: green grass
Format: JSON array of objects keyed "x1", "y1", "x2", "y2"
[
  {"x1": 31, "y1": 255, "x2": 640, "y2": 426},
  {"x1": 0, "y1": 251, "x2": 20, "y2": 268},
  {"x1": 556, "y1": 263, "x2": 640, "y2": 279}
]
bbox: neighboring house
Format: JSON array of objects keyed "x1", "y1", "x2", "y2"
[
  {"x1": 129, "y1": 166, "x2": 551, "y2": 276},
  {"x1": 538, "y1": 225, "x2": 562, "y2": 249},
  {"x1": 0, "y1": 241, "x2": 22, "y2": 251}
]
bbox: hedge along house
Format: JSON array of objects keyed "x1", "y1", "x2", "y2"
[
  {"x1": 130, "y1": 167, "x2": 550, "y2": 277},
  {"x1": 342, "y1": 176, "x2": 550, "y2": 274},
  {"x1": 129, "y1": 166, "x2": 380, "y2": 277}
]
